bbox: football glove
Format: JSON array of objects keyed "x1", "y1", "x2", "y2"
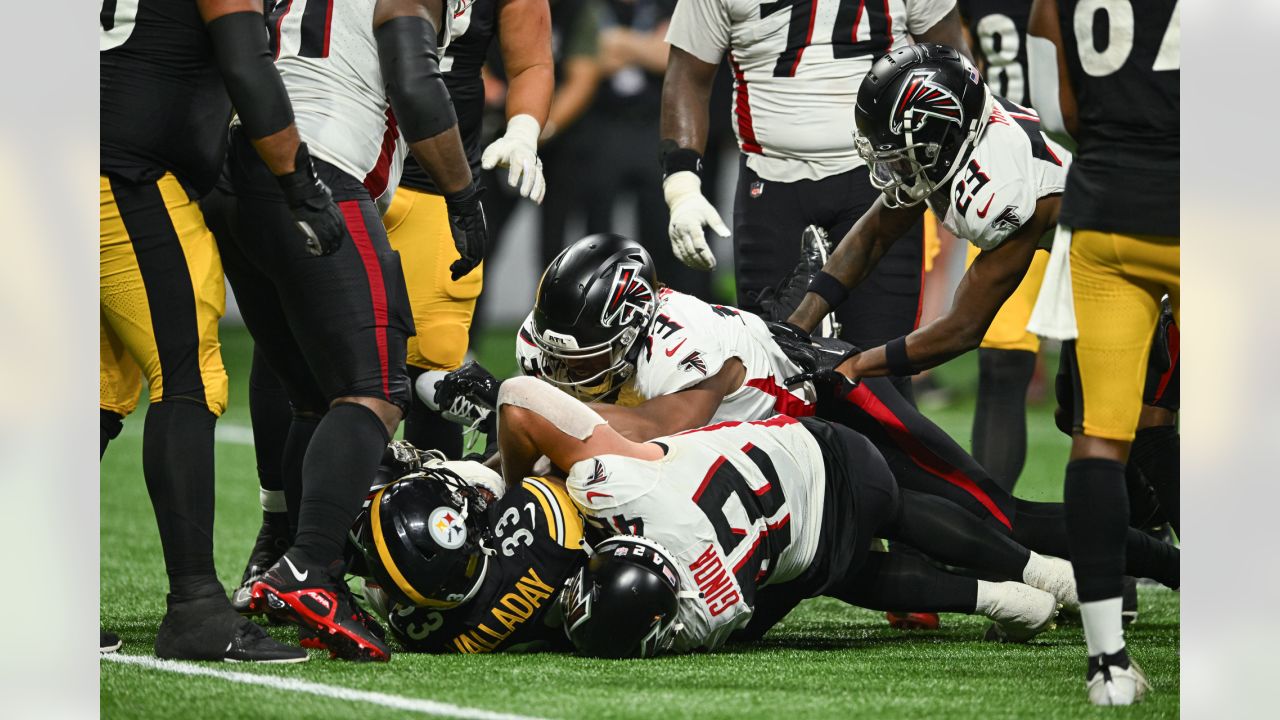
[
  {"x1": 444, "y1": 180, "x2": 489, "y2": 280},
  {"x1": 481, "y1": 114, "x2": 546, "y2": 204},
  {"x1": 766, "y1": 321, "x2": 860, "y2": 388},
  {"x1": 276, "y1": 142, "x2": 348, "y2": 257},
  {"x1": 663, "y1": 171, "x2": 729, "y2": 271}
]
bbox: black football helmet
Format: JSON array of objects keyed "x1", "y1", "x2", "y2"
[
  {"x1": 531, "y1": 234, "x2": 658, "y2": 400},
  {"x1": 350, "y1": 464, "x2": 494, "y2": 610},
  {"x1": 854, "y1": 43, "x2": 991, "y2": 207},
  {"x1": 560, "y1": 536, "x2": 682, "y2": 658}
]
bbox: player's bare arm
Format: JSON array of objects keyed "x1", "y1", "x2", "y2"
[
  {"x1": 842, "y1": 196, "x2": 1059, "y2": 379},
  {"x1": 594, "y1": 358, "x2": 747, "y2": 442},
  {"x1": 659, "y1": 46, "x2": 718, "y2": 157},
  {"x1": 1027, "y1": 0, "x2": 1078, "y2": 143},
  {"x1": 912, "y1": 6, "x2": 975, "y2": 63},
  {"x1": 788, "y1": 199, "x2": 925, "y2": 333}
]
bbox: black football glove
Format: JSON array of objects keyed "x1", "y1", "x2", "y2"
[
  {"x1": 276, "y1": 142, "x2": 347, "y2": 256},
  {"x1": 766, "y1": 321, "x2": 860, "y2": 388},
  {"x1": 444, "y1": 180, "x2": 489, "y2": 280},
  {"x1": 435, "y1": 361, "x2": 502, "y2": 416}
]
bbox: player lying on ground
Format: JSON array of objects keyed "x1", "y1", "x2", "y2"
[
  {"x1": 346, "y1": 442, "x2": 585, "y2": 654},
  {"x1": 433, "y1": 235, "x2": 1179, "y2": 607},
  {"x1": 493, "y1": 376, "x2": 1073, "y2": 656}
]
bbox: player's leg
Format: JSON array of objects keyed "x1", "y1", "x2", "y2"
[
  {"x1": 966, "y1": 244, "x2": 1048, "y2": 492},
  {"x1": 100, "y1": 173, "x2": 302, "y2": 662},
  {"x1": 384, "y1": 187, "x2": 480, "y2": 458},
  {"x1": 1133, "y1": 306, "x2": 1180, "y2": 535},
  {"x1": 1065, "y1": 229, "x2": 1178, "y2": 703},
  {"x1": 731, "y1": 157, "x2": 811, "y2": 315},
  {"x1": 99, "y1": 309, "x2": 141, "y2": 457}
]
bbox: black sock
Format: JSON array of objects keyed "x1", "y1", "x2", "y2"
[
  {"x1": 404, "y1": 367, "x2": 462, "y2": 457},
  {"x1": 100, "y1": 409, "x2": 123, "y2": 458},
  {"x1": 292, "y1": 402, "x2": 390, "y2": 566},
  {"x1": 1064, "y1": 458, "x2": 1129, "y2": 602},
  {"x1": 1124, "y1": 462, "x2": 1165, "y2": 528},
  {"x1": 1125, "y1": 527, "x2": 1179, "y2": 589},
  {"x1": 249, "y1": 350, "x2": 292, "y2": 497},
  {"x1": 1131, "y1": 425, "x2": 1179, "y2": 535},
  {"x1": 1011, "y1": 499, "x2": 1072, "y2": 558},
  {"x1": 142, "y1": 400, "x2": 222, "y2": 599},
  {"x1": 885, "y1": 489, "x2": 1031, "y2": 580},
  {"x1": 830, "y1": 551, "x2": 978, "y2": 613},
  {"x1": 971, "y1": 349, "x2": 1036, "y2": 493},
  {"x1": 281, "y1": 414, "x2": 320, "y2": 536}
]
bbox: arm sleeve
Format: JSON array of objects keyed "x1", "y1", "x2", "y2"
[
  {"x1": 907, "y1": 0, "x2": 959, "y2": 36},
  {"x1": 665, "y1": 0, "x2": 731, "y2": 65}
]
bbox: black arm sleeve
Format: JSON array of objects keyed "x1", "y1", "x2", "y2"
[
  {"x1": 375, "y1": 16, "x2": 458, "y2": 144},
  {"x1": 205, "y1": 12, "x2": 295, "y2": 140}
]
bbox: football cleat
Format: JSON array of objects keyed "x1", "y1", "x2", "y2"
[
  {"x1": 1086, "y1": 650, "x2": 1150, "y2": 706},
  {"x1": 982, "y1": 582, "x2": 1057, "y2": 643},
  {"x1": 249, "y1": 554, "x2": 390, "y2": 662},
  {"x1": 100, "y1": 629, "x2": 122, "y2": 654},
  {"x1": 1023, "y1": 553, "x2": 1080, "y2": 613},
  {"x1": 885, "y1": 612, "x2": 941, "y2": 631},
  {"x1": 231, "y1": 515, "x2": 293, "y2": 615},
  {"x1": 154, "y1": 594, "x2": 307, "y2": 663}
]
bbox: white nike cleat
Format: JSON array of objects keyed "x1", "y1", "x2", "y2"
[
  {"x1": 416, "y1": 370, "x2": 491, "y2": 427},
  {"x1": 981, "y1": 581, "x2": 1058, "y2": 643},
  {"x1": 1086, "y1": 651, "x2": 1150, "y2": 706},
  {"x1": 1023, "y1": 553, "x2": 1081, "y2": 613}
]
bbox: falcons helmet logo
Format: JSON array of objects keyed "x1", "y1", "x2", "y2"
[
  {"x1": 890, "y1": 69, "x2": 965, "y2": 134},
  {"x1": 600, "y1": 263, "x2": 654, "y2": 328}
]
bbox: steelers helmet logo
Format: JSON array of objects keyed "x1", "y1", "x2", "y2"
[{"x1": 428, "y1": 506, "x2": 468, "y2": 550}]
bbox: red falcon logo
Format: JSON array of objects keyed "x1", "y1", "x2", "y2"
[
  {"x1": 600, "y1": 263, "x2": 654, "y2": 328},
  {"x1": 678, "y1": 350, "x2": 708, "y2": 376},
  {"x1": 890, "y1": 69, "x2": 965, "y2": 134},
  {"x1": 585, "y1": 460, "x2": 608, "y2": 486}
]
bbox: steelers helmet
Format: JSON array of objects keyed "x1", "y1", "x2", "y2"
[
  {"x1": 854, "y1": 43, "x2": 992, "y2": 207},
  {"x1": 530, "y1": 234, "x2": 658, "y2": 400},
  {"x1": 351, "y1": 465, "x2": 493, "y2": 609},
  {"x1": 560, "y1": 536, "x2": 682, "y2": 658}
]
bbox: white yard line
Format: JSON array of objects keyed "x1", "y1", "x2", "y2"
[{"x1": 102, "y1": 654, "x2": 549, "y2": 720}]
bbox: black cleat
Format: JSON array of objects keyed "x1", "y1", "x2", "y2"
[
  {"x1": 231, "y1": 515, "x2": 293, "y2": 615},
  {"x1": 100, "y1": 629, "x2": 122, "y2": 654},
  {"x1": 249, "y1": 554, "x2": 390, "y2": 662},
  {"x1": 155, "y1": 594, "x2": 307, "y2": 663}
]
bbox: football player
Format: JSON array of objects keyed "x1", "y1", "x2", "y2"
[
  {"x1": 1026, "y1": 0, "x2": 1179, "y2": 705},
  {"x1": 350, "y1": 443, "x2": 585, "y2": 654},
  {"x1": 493, "y1": 375, "x2": 1071, "y2": 655},
  {"x1": 206, "y1": 0, "x2": 486, "y2": 662},
  {"x1": 434, "y1": 234, "x2": 1179, "y2": 595},
  {"x1": 658, "y1": 0, "x2": 972, "y2": 398},
  {"x1": 101, "y1": 0, "x2": 352, "y2": 662}
]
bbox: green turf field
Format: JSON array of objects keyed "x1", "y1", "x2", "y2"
[{"x1": 101, "y1": 324, "x2": 1179, "y2": 718}]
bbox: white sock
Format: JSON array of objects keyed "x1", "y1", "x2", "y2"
[
  {"x1": 974, "y1": 580, "x2": 999, "y2": 615},
  {"x1": 1080, "y1": 597, "x2": 1125, "y2": 656}
]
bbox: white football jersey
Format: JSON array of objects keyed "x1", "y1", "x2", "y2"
[
  {"x1": 270, "y1": 0, "x2": 466, "y2": 199},
  {"x1": 927, "y1": 98, "x2": 1071, "y2": 251},
  {"x1": 666, "y1": 0, "x2": 956, "y2": 182},
  {"x1": 517, "y1": 290, "x2": 816, "y2": 422},
  {"x1": 565, "y1": 415, "x2": 827, "y2": 652}
]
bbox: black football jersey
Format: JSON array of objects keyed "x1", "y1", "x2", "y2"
[
  {"x1": 100, "y1": 0, "x2": 233, "y2": 195},
  {"x1": 400, "y1": 0, "x2": 499, "y2": 193},
  {"x1": 386, "y1": 477, "x2": 586, "y2": 653},
  {"x1": 959, "y1": 0, "x2": 1032, "y2": 105},
  {"x1": 1057, "y1": 0, "x2": 1179, "y2": 237}
]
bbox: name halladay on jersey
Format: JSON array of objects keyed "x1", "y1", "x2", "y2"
[{"x1": 450, "y1": 567, "x2": 557, "y2": 654}]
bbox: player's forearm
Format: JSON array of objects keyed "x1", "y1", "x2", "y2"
[
  {"x1": 407, "y1": 128, "x2": 474, "y2": 194},
  {"x1": 503, "y1": 64, "x2": 554, "y2": 127},
  {"x1": 848, "y1": 315, "x2": 985, "y2": 379},
  {"x1": 659, "y1": 47, "x2": 717, "y2": 154},
  {"x1": 543, "y1": 61, "x2": 600, "y2": 141}
]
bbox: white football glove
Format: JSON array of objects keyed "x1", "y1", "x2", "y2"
[
  {"x1": 481, "y1": 114, "x2": 545, "y2": 204},
  {"x1": 663, "y1": 171, "x2": 729, "y2": 270}
]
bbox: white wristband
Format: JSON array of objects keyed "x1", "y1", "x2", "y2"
[{"x1": 504, "y1": 113, "x2": 542, "y2": 148}]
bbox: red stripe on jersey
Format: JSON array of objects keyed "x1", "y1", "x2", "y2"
[
  {"x1": 273, "y1": 0, "x2": 295, "y2": 60},
  {"x1": 790, "y1": 0, "x2": 821, "y2": 77},
  {"x1": 845, "y1": 383, "x2": 1012, "y2": 529},
  {"x1": 729, "y1": 53, "x2": 762, "y2": 155},
  {"x1": 745, "y1": 377, "x2": 816, "y2": 417},
  {"x1": 675, "y1": 414, "x2": 801, "y2": 439},
  {"x1": 341, "y1": 202, "x2": 391, "y2": 399},
  {"x1": 767, "y1": 514, "x2": 790, "y2": 531},
  {"x1": 693, "y1": 455, "x2": 729, "y2": 502},
  {"x1": 1044, "y1": 141, "x2": 1064, "y2": 166},
  {"x1": 322, "y1": 0, "x2": 334, "y2": 57},
  {"x1": 363, "y1": 108, "x2": 400, "y2": 198},
  {"x1": 882, "y1": 0, "x2": 894, "y2": 51}
]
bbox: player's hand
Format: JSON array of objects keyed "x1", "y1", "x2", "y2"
[
  {"x1": 276, "y1": 142, "x2": 348, "y2": 257},
  {"x1": 663, "y1": 171, "x2": 729, "y2": 271},
  {"x1": 767, "y1": 321, "x2": 860, "y2": 386},
  {"x1": 444, "y1": 181, "x2": 489, "y2": 281},
  {"x1": 481, "y1": 114, "x2": 545, "y2": 204}
]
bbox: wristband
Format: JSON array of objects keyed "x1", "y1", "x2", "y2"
[
  {"x1": 885, "y1": 336, "x2": 917, "y2": 377},
  {"x1": 807, "y1": 271, "x2": 849, "y2": 310},
  {"x1": 659, "y1": 139, "x2": 703, "y2": 178}
]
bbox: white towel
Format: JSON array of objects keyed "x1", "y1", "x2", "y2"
[{"x1": 1027, "y1": 225, "x2": 1078, "y2": 340}]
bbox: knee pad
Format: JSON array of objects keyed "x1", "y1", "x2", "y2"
[{"x1": 409, "y1": 320, "x2": 471, "y2": 371}]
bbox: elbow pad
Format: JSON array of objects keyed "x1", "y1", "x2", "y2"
[
  {"x1": 375, "y1": 16, "x2": 458, "y2": 144},
  {"x1": 206, "y1": 12, "x2": 294, "y2": 139}
]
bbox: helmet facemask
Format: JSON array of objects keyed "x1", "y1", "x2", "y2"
[{"x1": 530, "y1": 322, "x2": 645, "y2": 402}]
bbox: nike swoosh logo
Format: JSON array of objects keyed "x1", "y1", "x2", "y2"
[
  {"x1": 665, "y1": 338, "x2": 687, "y2": 357},
  {"x1": 282, "y1": 555, "x2": 309, "y2": 583},
  {"x1": 976, "y1": 195, "x2": 995, "y2": 218},
  {"x1": 585, "y1": 491, "x2": 613, "y2": 503}
]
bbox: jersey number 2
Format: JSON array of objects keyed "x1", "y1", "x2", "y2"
[{"x1": 763, "y1": 0, "x2": 893, "y2": 78}]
